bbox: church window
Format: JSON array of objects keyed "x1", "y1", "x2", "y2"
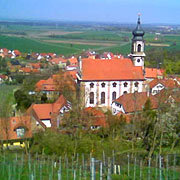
[
  {"x1": 134, "y1": 82, "x2": 139, "y2": 87},
  {"x1": 124, "y1": 82, "x2": 128, "y2": 87},
  {"x1": 113, "y1": 82, "x2": 117, "y2": 87},
  {"x1": 123, "y1": 91, "x2": 127, "y2": 94},
  {"x1": 138, "y1": 44, "x2": 141, "y2": 52},
  {"x1": 90, "y1": 83, "x2": 94, "y2": 88},
  {"x1": 112, "y1": 91, "x2": 116, "y2": 101},
  {"x1": 101, "y1": 83, "x2": 105, "y2": 88},
  {"x1": 90, "y1": 92, "x2": 94, "y2": 104},
  {"x1": 101, "y1": 92, "x2": 105, "y2": 104},
  {"x1": 137, "y1": 59, "x2": 141, "y2": 63}
]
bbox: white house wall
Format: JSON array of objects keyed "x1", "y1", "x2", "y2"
[
  {"x1": 151, "y1": 83, "x2": 165, "y2": 95},
  {"x1": 84, "y1": 80, "x2": 144, "y2": 107}
]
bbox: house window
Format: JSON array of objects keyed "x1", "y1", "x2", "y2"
[
  {"x1": 138, "y1": 44, "x2": 141, "y2": 52},
  {"x1": 124, "y1": 91, "x2": 127, "y2": 94},
  {"x1": 101, "y1": 92, "x2": 105, "y2": 104},
  {"x1": 124, "y1": 82, "x2": 128, "y2": 87},
  {"x1": 134, "y1": 82, "x2": 139, "y2": 87},
  {"x1": 137, "y1": 59, "x2": 141, "y2": 63},
  {"x1": 113, "y1": 82, "x2": 117, "y2": 87},
  {"x1": 112, "y1": 91, "x2": 116, "y2": 101},
  {"x1": 101, "y1": 83, "x2": 105, "y2": 88},
  {"x1": 16, "y1": 128, "x2": 25, "y2": 138},
  {"x1": 90, "y1": 83, "x2": 94, "y2": 88},
  {"x1": 90, "y1": 92, "x2": 94, "y2": 104}
]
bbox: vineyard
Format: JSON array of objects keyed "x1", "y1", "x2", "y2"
[{"x1": 1, "y1": 152, "x2": 180, "y2": 180}]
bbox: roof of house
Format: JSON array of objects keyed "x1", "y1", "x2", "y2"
[
  {"x1": 30, "y1": 95, "x2": 68, "y2": 121},
  {"x1": 0, "y1": 116, "x2": 32, "y2": 141},
  {"x1": 82, "y1": 58, "x2": 145, "y2": 81},
  {"x1": 50, "y1": 58, "x2": 67, "y2": 64},
  {"x1": 84, "y1": 107, "x2": 106, "y2": 127},
  {"x1": 35, "y1": 78, "x2": 56, "y2": 91},
  {"x1": 149, "y1": 79, "x2": 179, "y2": 89},
  {"x1": 114, "y1": 92, "x2": 158, "y2": 113},
  {"x1": 68, "y1": 57, "x2": 78, "y2": 64},
  {"x1": 145, "y1": 68, "x2": 164, "y2": 78}
]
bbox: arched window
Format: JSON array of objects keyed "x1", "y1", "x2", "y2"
[
  {"x1": 123, "y1": 91, "x2": 127, "y2": 94},
  {"x1": 90, "y1": 83, "x2": 94, "y2": 88},
  {"x1": 101, "y1": 92, "x2": 105, "y2": 104},
  {"x1": 101, "y1": 83, "x2": 105, "y2": 88},
  {"x1": 124, "y1": 82, "x2": 128, "y2": 87},
  {"x1": 112, "y1": 91, "x2": 116, "y2": 101},
  {"x1": 113, "y1": 82, "x2": 117, "y2": 87},
  {"x1": 138, "y1": 44, "x2": 141, "y2": 52},
  {"x1": 90, "y1": 92, "x2": 94, "y2": 104}
]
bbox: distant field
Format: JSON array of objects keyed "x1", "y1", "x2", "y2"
[
  {"x1": 0, "y1": 35, "x2": 101, "y2": 55},
  {"x1": 1, "y1": 24, "x2": 180, "y2": 56}
]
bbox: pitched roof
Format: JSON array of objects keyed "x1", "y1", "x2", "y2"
[
  {"x1": 82, "y1": 58, "x2": 145, "y2": 81},
  {"x1": 114, "y1": 92, "x2": 158, "y2": 113},
  {"x1": 145, "y1": 68, "x2": 164, "y2": 78},
  {"x1": 0, "y1": 116, "x2": 32, "y2": 141},
  {"x1": 50, "y1": 58, "x2": 67, "y2": 64},
  {"x1": 30, "y1": 95, "x2": 68, "y2": 121},
  {"x1": 68, "y1": 57, "x2": 78, "y2": 65},
  {"x1": 84, "y1": 107, "x2": 106, "y2": 127},
  {"x1": 149, "y1": 79, "x2": 179, "y2": 89}
]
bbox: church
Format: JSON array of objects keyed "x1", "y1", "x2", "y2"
[{"x1": 77, "y1": 16, "x2": 147, "y2": 108}]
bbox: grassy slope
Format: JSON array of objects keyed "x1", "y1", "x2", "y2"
[{"x1": 0, "y1": 35, "x2": 101, "y2": 55}]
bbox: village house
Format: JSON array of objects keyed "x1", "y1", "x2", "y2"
[
  {"x1": 0, "y1": 116, "x2": 32, "y2": 148},
  {"x1": 148, "y1": 78, "x2": 179, "y2": 95},
  {"x1": 27, "y1": 95, "x2": 71, "y2": 130},
  {"x1": 112, "y1": 89, "x2": 180, "y2": 116}
]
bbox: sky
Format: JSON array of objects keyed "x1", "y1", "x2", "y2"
[{"x1": 0, "y1": 0, "x2": 180, "y2": 24}]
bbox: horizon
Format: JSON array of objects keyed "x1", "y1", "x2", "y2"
[{"x1": 0, "y1": 0, "x2": 180, "y2": 25}]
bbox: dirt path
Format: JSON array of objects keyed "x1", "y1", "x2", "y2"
[
  {"x1": 43, "y1": 39, "x2": 117, "y2": 46},
  {"x1": 146, "y1": 43, "x2": 170, "y2": 47}
]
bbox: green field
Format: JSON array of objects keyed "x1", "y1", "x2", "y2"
[{"x1": 0, "y1": 23, "x2": 180, "y2": 56}]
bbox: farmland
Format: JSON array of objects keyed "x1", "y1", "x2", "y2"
[{"x1": 0, "y1": 22, "x2": 180, "y2": 57}]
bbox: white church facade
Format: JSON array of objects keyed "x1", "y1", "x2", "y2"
[{"x1": 77, "y1": 16, "x2": 147, "y2": 108}]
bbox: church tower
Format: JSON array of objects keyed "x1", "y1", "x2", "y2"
[{"x1": 131, "y1": 14, "x2": 146, "y2": 67}]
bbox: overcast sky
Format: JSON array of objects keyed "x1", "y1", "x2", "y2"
[{"x1": 0, "y1": 0, "x2": 180, "y2": 24}]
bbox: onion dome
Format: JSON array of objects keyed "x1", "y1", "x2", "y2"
[{"x1": 132, "y1": 15, "x2": 145, "y2": 38}]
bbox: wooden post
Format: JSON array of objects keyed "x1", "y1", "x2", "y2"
[
  {"x1": 159, "y1": 155, "x2": 162, "y2": 180},
  {"x1": 107, "y1": 157, "x2": 111, "y2": 180},
  {"x1": 118, "y1": 165, "x2": 121, "y2": 175},
  {"x1": 100, "y1": 161, "x2": 103, "y2": 180},
  {"x1": 91, "y1": 158, "x2": 95, "y2": 180},
  {"x1": 127, "y1": 154, "x2": 130, "y2": 177}
]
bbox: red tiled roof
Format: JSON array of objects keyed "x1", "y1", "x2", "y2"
[
  {"x1": 29, "y1": 63, "x2": 41, "y2": 69},
  {"x1": 0, "y1": 116, "x2": 32, "y2": 140},
  {"x1": 114, "y1": 92, "x2": 158, "y2": 113},
  {"x1": 13, "y1": 50, "x2": 21, "y2": 56},
  {"x1": 30, "y1": 95, "x2": 68, "y2": 121},
  {"x1": 149, "y1": 79, "x2": 179, "y2": 89},
  {"x1": 145, "y1": 68, "x2": 164, "y2": 78},
  {"x1": 82, "y1": 58, "x2": 145, "y2": 81},
  {"x1": 68, "y1": 57, "x2": 78, "y2": 65},
  {"x1": 35, "y1": 78, "x2": 55, "y2": 91},
  {"x1": 20, "y1": 67, "x2": 31, "y2": 73},
  {"x1": 84, "y1": 107, "x2": 106, "y2": 127},
  {"x1": 32, "y1": 104, "x2": 53, "y2": 119},
  {"x1": 50, "y1": 58, "x2": 67, "y2": 64}
]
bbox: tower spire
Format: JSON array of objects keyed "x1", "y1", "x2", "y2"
[{"x1": 130, "y1": 14, "x2": 146, "y2": 68}]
